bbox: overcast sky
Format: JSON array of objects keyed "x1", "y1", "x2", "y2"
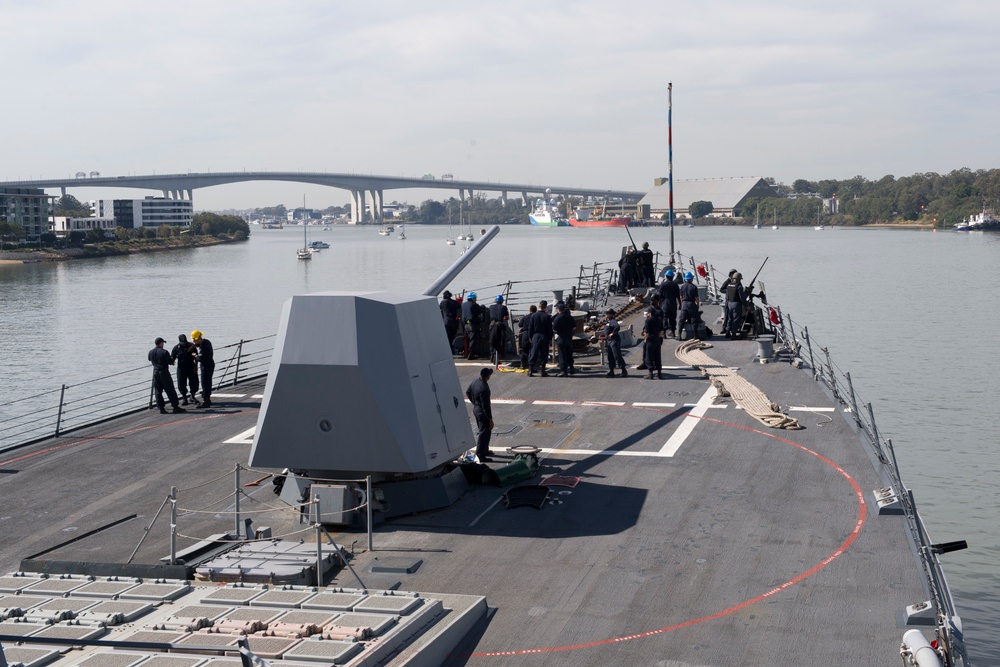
[{"x1": 2, "y1": 0, "x2": 998, "y2": 210}]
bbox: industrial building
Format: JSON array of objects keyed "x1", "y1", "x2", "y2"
[{"x1": 639, "y1": 177, "x2": 779, "y2": 219}]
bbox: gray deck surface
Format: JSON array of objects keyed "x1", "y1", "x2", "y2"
[{"x1": 0, "y1": 303, "x2": 929, "y2": 666}]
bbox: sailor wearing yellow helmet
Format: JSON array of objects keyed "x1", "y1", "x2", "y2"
[{"x1": 190, "y1": 329, "x2": 215, "y2": 408}]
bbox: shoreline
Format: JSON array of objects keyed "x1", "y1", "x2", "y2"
[{"x1": 0, "y1": 235, "x2": 245, "y2": 264}]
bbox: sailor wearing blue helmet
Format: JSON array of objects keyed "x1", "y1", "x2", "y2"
[
  {"x1": 461, "y1": 292, "x2": 485, "y2": 359},
  {"x1": 488, "y1": 294, "x2": 510, "y2": 363},
  {"x1": 657, "y1": 268, "x2": 681, "y2": 338}
]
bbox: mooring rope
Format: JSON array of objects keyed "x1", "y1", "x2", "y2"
[{"x1": 674, "y1": 339, "x2": 802, "y2": 430}]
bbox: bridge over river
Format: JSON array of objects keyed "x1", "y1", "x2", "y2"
[{"x1": 0, "y1": 171, "x2": 646, "y2": 223}]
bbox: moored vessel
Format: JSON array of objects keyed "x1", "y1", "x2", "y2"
[{"x1": 528, "y1": 197, "x2": 568, "y2": 226}]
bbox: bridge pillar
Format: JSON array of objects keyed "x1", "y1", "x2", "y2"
[
  {"x1": 350, "y1": 190, "x2": 366, "y2": 225},
  {"x1": 521, "y1": 191, "x2": 529, "y2": 207},
  {"x1": 185, "y1": 189, "x2": 193, "y2": 201},
  {"x1": 500, "y1": 190, "x2": 507, "y2": 207},
  {"x1": 61, "y1": 187, "x2": 66, "y2": 198},
  {"x1": 369, "y1": 189, "x2": 383, "y2": 223},
  {"x1": 162, "y1": 190, "x2": 169, "y2": 198}
]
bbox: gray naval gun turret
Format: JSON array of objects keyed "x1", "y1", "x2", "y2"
[{"x1": 249, "y1": 227, "x2": 500, "y2": 526}]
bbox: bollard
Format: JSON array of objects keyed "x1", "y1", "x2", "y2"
[
  {"x1": 234, "y1": 464, "x2": 241, "y2": 537},
  {"x1": 169, "y1": 486, "x2": 177, "y2": 565}
]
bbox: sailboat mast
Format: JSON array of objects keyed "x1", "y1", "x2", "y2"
[{"x1": 667, "y1": 82, "x2": 675, "y2": 261}]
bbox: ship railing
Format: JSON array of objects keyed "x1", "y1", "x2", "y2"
[
  {"x1": 774, "y1": 312, "x2": 967, "y2": 666},
  {"x1": 0, "y1": 335, "x2": 276, "y2": 454}
]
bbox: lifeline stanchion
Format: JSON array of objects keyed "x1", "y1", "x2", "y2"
[
  {"x1": 314, "y1": 498, "x2": 323, "y2": 586},
  {"x1": 822, "y1": 347, "x2": 839, "y2": 401},
  {"x1": 55, "y1": 384, "x2": 66, "y2": 437},
  {"x1": 169, "y1": 486, "x2": 177, "y2": 565},
  {"x1": 845, "y1": 372, "x2": 860, "y2": 425},
  {"x1": 127, "y1": 494, "x2": 171, "y2": 564},
  {"x1": 234, "y1": 464, "x2": 241, "y2": 537},
  {"x1": 803, "y1": 326, "x2": 816, "y2": 377},
  {"x1": 366, "y1": 475, "x2": 373, "y2": 552}
]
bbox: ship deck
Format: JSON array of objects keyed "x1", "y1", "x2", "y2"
[{"x1": 0, "y1": 303, "x2": 929, "y2": 666}]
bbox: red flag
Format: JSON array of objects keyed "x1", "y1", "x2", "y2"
[
  {"x1": 696, "y1": 264, "x2": 708, "y2": 278},
  {"x1": 768, "y1": 307, "x2": 780, "y2": 325}
]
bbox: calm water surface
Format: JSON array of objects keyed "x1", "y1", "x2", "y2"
[{"x1": 1, "y1": 224, "x2": 997, "y2": 662}]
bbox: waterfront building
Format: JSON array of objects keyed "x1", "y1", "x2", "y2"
[
  {"x1": 639, "y1": 176, "x2": 779, "y2": 219},
  {"x1": 112, "y1": 196, "x2": 193, "y2": 229},
  {"x1": 52, "y1": 215, "x2": 117, "y2": 237},
  {"x1": 0, "y1": 187, "x2": 52, "y2": 241}
]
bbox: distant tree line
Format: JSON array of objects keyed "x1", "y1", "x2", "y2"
[{"x1": 749, "y1": 168, "x2": 1000, "y2": 226}]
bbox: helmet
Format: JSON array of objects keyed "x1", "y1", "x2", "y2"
[
  {"x1": 684, "y1": 272, "x2": 694, "y2": 281},
  {"x1": 467, "y1": 292, "x2": 477, "y2": 300},
  {"x1": 665, "y1": 269, "x2": 674, "y2": 278},
  {"x1": 734, "y1": 272, "x2": 742, "y2": 281},
  {"x1": 178, "y1": 334, "x2": 188, "y2": 343},
  {"x1": 190, "y1": 329, "x2": 203, "y2": 340},
  {"x1": 495, "y1": 295, "x2": 504, "y2": 303}
]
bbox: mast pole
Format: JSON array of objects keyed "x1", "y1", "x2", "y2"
[{"x1": 668, "y1": 82, "x2": 675, "y2": 261}]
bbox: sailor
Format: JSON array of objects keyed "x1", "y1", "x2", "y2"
[
  {"x1": 465, "y1": 367, "x2": 495, "y2": 462},
  {"x1": 488, "y1": 295, "x2": 510, "y2": 363},
  {"x1": 461, "y1": 291, "x2": 486, "y2": 359},
  {"x1": 527, "y1": 299, "x2": 553, "y2": 377},
  {"x1": 440, "y1": 290, "x2": 460, "y2": 354},
  {"x1": 551, "y1": 301, "x2": 575, "y2": 377},
  {"x1": 639, "y1": 241, "x2": 655, "y2": 287},
  {"x1": 677, "y1": 272, "x2": 701, "y2": 340},
  {"x1": 642, "y1": 303, "x2": 665, "y2": 379},
  {"x1": 171, "y1": 333, "x2": 199, "y2": 406},
  {"x1": 518, "y1": 304, "x2": 537, "y2": 370},
  {"x1": 657, "y1": 269, "x2": 681, "y2": 338},
  {"x1": 725, "y1": 272, "x2": 746, "y2": 338},
  {"x1": 718, "y1": 269, "x2": 738, "y2": 334},
  {"x1": 149, "y1": 337, "x2": 185, "y2": 414},
  {"x1": 191, "y1": 329, "x2": 215, "y2": 408},
  {"x1": 619, "y1": 248, "x2": 637, "y2": 291},
  {"x1": 602, "y1": 308, "x2": 628, "y2": 377}
]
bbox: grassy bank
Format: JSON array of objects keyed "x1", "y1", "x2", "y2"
[{"x1": 0, "y1": 235, "x2": 246, "y2": 263}]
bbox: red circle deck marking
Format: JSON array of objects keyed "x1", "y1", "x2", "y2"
[{"x1": 460, "y1": 403, "x2": 867, "y2": 659}]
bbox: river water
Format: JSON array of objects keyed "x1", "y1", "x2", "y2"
[{"x1": 1, "y1": 224, "x2": 998, "y2": 662}]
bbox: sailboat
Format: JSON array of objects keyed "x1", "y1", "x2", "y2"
[
  {"x1": 754, "y1": 208, "x2": 761, "y2": 229},
  {"x1": 398, "y1": 222, "x2": 406, "y2": 240},
  {"x1": 771, "y1": 208, "x2": 779, "y2": 230},
  {"x1": 296, "y1": 220, "x2": 312, "y2": 260},
  {"x1": 446, "y1": 207, "x2": 456, "y2": 245},
  {"x1": 457, "y1": 204, "x2": 468, "y2": 242}
]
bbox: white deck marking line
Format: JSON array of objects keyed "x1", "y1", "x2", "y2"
[
  {"x1": 683, "y1": 403, "x2": 727, "y2": 409},
  {"x1": 533, "y1": 400, "x2": 575, "y2": 405},
  {"x1": 493, "y1": 399, "x2": 527, "y2": 404},
  {"x1": 251, "y1": 394, "x2": 264, "y2": 399},
  {"x1": 224, "y1": 426, "x2": 257, "y2": 444},
  {"x1": 660, "y1": 385, "x2": 718, "y2": 457},
  {"x1": 210, "y1": 393, "x2": 247, "y2": 398},
  {"x1": 539, "y1": 447, "x2": 672, "y2": 458},
  {"x1": 581, "y1": 401, "x2": 626, "y2": 406},
  {"x1": 632, "y1": 402, "x2": 677, "y2": 407},
  {"x1": 789, "y1": 406, "x2": 836, "y2": 412}
]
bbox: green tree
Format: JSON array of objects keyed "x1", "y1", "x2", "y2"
[
  {"x1": 115, "y1": 227, "x2": 131, "y2": 241},
  {"x1": 689, "y1": 201, "x2": 714, "y2": 219},
  {"x1": 85, "y1": 228, "x2": 107, "y2": 243},
  {"x1": 55, "y1": 194, "x2": 92, "y2": 217},
  {"x1": 792, "y1": 179, "x2": 816, "y2": 194},
  {"x1": 0, "y1": 221, "x2": 25, "y2": 248}
]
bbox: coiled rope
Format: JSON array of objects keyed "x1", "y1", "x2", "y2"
[{"x1": 674, "y1": 339, "x2": 802, "y2": 430}]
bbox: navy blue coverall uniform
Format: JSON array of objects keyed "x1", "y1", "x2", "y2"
[
  {"x1": 149, "y1": 344, "x2": 180, "y2": 411},
  {"x1": 551, "y1": 308, "x2": 575, "y2": 375},
  {"x1": 527, "y1": 308, "x2": 553, "y2": 375},
  {"x1": 465, "y1": 376, "x2": 493, "y2": 459},
  {"x1": 195, "y1": 338, "x2": 215, "y2": 406}
]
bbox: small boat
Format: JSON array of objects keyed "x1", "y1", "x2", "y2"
[
  {"x1": 398, "y1": 223, "x2": 406, "y2": 240},
  {"x1": 954, "y1": 210, "x2": 1000, "y2": 231},
  {"x1": 815, "y1": 225, "x2": 825, "y2": 231},
  {"x1": 323, "y1": 226, "x2": 331, "y2": 231},
  {"x1": 378, "y1": 226, "x2": 392, "y2": 236},
  {"x1": 308, "y1": 240, "x2": 330, "y2": 249},
  {"x1": 297, "y1": 220, "x2": 312, "y2": 260},
  {"x1": 446, "y1": 207, "x2": 457, "y2": 244}
]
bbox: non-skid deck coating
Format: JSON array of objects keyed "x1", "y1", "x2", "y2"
[{"x1": 0, "y1": 304, "x2": 929, "y2": 666}]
